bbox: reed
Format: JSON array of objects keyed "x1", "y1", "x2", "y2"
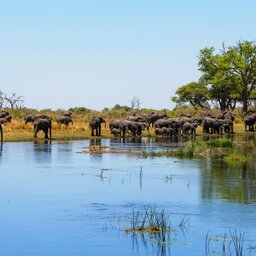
[
  {"x1": 205, "y1": 229, "x2": 245, "y2": 256},
  {"x1": 124, "y1": 206, "x2": 172, "y2": 244}
]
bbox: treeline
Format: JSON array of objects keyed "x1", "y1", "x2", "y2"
[{"x1": 172, "y1": 40, "x2": 256, "y2": 113}]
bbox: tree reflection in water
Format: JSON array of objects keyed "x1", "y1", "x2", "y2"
[{"x1": 200, "y1": 158, "x2": 256, "y2": 204}]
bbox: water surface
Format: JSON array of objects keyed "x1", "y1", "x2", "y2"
[{"x1": 0, "y1": 138, "x2": 256, "y2": 255}]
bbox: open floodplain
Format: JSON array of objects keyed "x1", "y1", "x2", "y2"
[{"x1": 0, "y1": 136, "x2": 256, "y2": 256}]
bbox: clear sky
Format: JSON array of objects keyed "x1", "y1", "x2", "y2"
[{"x1": 0, "y1": 0, "x2": 255, "y2": 111}]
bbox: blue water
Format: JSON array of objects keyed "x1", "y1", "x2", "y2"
[{"x1": 0, "y1": 139, "x2": 256, "y2": 255}]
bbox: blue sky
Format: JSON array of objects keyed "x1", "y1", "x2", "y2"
[{"x1": 0, "y1": 0, "x2": 255, "y2": 110}]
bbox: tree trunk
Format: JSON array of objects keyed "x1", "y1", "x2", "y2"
[{"x1": 242, "y1": 88, "x2": 248, "y2": 113}]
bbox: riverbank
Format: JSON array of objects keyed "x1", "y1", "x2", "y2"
[{"x1": 0, "y1": 120, "x2": 250, "y2": 142}]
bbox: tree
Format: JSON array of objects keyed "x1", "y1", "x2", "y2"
[
  {"x1": 208, "y1": 77, "x2": 240, "y2": 111},
  {"x1": 0, "y1": 91, "x2": 4, "y2": 109},
  {"x1": 129, "y1": 96, "x2": 142, "y2": 110},
  {"x1": 4, "y1": 93, "x2": 24, "y2": 109},
  {"x1": 171, "y1": 82, "x2": 210, "y2": 110},
  {"x1": 198, "y1": 40, "x2": 256, "y2": 112}
]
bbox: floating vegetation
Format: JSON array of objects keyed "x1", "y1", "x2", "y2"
[{"x1": 80, "y1": 145, "x2": 140, "y2": 155}]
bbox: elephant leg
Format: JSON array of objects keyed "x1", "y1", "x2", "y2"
[
  {"x1": 98, "y1": 126, "x2": 101, "y2": 136},
  {"x1": 33, "y1": 129, "x2": 38, "y2": 138},
  {"x1": 44, "y1": 128, "x2": 49, "y2": 139},
  {"x1": 91, "y1": 128, "x2": 95, "y2": 136}
]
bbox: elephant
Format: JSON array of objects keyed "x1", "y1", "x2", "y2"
[
  {"x1": 59, "y1": 111, "x2": 72, "y2": 117},
  {"x1": 111, "y1": 128, "x2": 121, "y2": 137},
  {"x1": 127, "y1": 121, "x2": 147, "y2": 137},
  {"x1": 0, "y1": 116, "x2": 12, "y2": 124},
  {"x1": 155, "y1": 127, "x2": 173, "y2": 137},
  {"x1": 56, "y1": 116, "x2": 73, "y2": 126},
  {"x1": 0, "y1": 111, "x2": 12, "y2": 123},
  {"x1": 89, "y1": 117, "x2": 106, "y2": 136},
  {"x1": 126, "y1": 115, "x2": 147, "y2": 123},
  {"x1": 182, "y1": 122, "x2": 198, "y2": 135},
  {"x1": 0, "y1": 111, "x2": 10, "y2": 118},
  {"x1": 244, "y1": 113, "x2": 256, "y2": 131},
  {"x1": 24, "y1": 114, "x2": 50, "y2": 124},
  {"x1": 180, "y1": 113, "x2": 192, "y2": 118},
  {"x1": 221, "y1": 119, "x2": 234, "y2": 134},
  {"x1": 202, "y1": 117, "x2": 223, "y2": 134},
  {"x1": 154, "y1": 118, "x2": 181, "y2": 135},
  {"x1": 109, "y1": 119, "x2": 128, "y2": 137},
  {"x1": 33, "y1": 118, "x2": 52, "y2": 139},
  {"x1": 161, "y1": 127, "x2": 173, "y2": 137},
  {"x1": 155, "y1": 127, "x2": 164, "y2": 136},
  {"x1": 146, "y1": 112, "x2": 167, "y2": 128},
  {"x1": 217, "y1": 110, "x2": 234, "y2": 121},
  {"x1": 109, "y1": 119, "x2": 146, "y2": 137}
]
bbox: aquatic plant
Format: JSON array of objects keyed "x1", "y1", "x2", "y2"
[
  {"x1": 124, "y1": 206, "x2": 173, "y2": 244},
  {"x1": 141, "y1": 138, "x2": 256, "y2": 165},
  {"x1": 205, "y1": 229, "x2": 245, "y2": 256}
]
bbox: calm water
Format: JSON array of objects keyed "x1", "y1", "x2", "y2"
[{"x1": 0, "y1": 138, "x2": 256, "y2": 256}]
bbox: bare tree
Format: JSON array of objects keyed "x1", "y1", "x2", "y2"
[
  {"x1": 4, "y1": 93, "x2": 24, "y2": 109},
  {"x1": 129, "y1": 96, "x2": 142, "y2": 110},
  {"x1": 0, "y1": 91, "x2": 4, "y2": 109}
]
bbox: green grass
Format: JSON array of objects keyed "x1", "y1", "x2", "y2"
[{"x1": 142, "y1": 138, "x2": 256, "y2": 165}]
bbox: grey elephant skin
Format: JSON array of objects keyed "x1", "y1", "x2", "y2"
[
  {"x1": 89, "y1": 117, "x2": 106, "y2": 136},
  {"x1": 109, "y1": 119, "x2": 146, "y2": 137},
  {"x1": 24, "y1": 114, "x2": 50, "y2": 124},
  {"x1": 182, "y1": 122, "x2": 198, "y2": 135},
  {"x1": 57, "y1": 116, "x2": 73, "y2": 126},
  {"x1": 33, "y1": 118, "x2": 52, "y2": 139},
  {"x1": 244, "y1": 112, "x2": 256, "y2": 131}
]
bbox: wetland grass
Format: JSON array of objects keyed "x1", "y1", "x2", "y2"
[{"x1": 141, "y1": 138, "x2": 255, "y2": 166}]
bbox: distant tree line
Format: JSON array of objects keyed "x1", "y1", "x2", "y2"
[{"x1": 172, "y1": 40, "x2": 256, "y2": 112}]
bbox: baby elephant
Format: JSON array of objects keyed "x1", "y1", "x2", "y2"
[
  {"x1": 111, "y1": 128, "x2": 121, "y2": 137},
  {"x1": 33, "y1": 118, "x2": 52, "y2": 139}
]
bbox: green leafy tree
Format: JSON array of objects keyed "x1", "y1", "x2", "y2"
[
  {"x1": 171, "y1": 82, "x2": 210, "y2": 110},
  {"x1": 198, "y1": 40, "x2": 256, "y2": 112},
  {"x1": 208, "y1": 77, "x2": 240, "y2": 111}
]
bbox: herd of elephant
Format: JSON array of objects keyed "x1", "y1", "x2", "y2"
[
  {"x1": 1, "y1": 108, "x2": 256, "y2": 144},
  {"x1": 107, "y1": 110, "x2": 235, "y2": 138},
  {"x1": 0, "y1": 110, "x2": 73, "y2": 143}
]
